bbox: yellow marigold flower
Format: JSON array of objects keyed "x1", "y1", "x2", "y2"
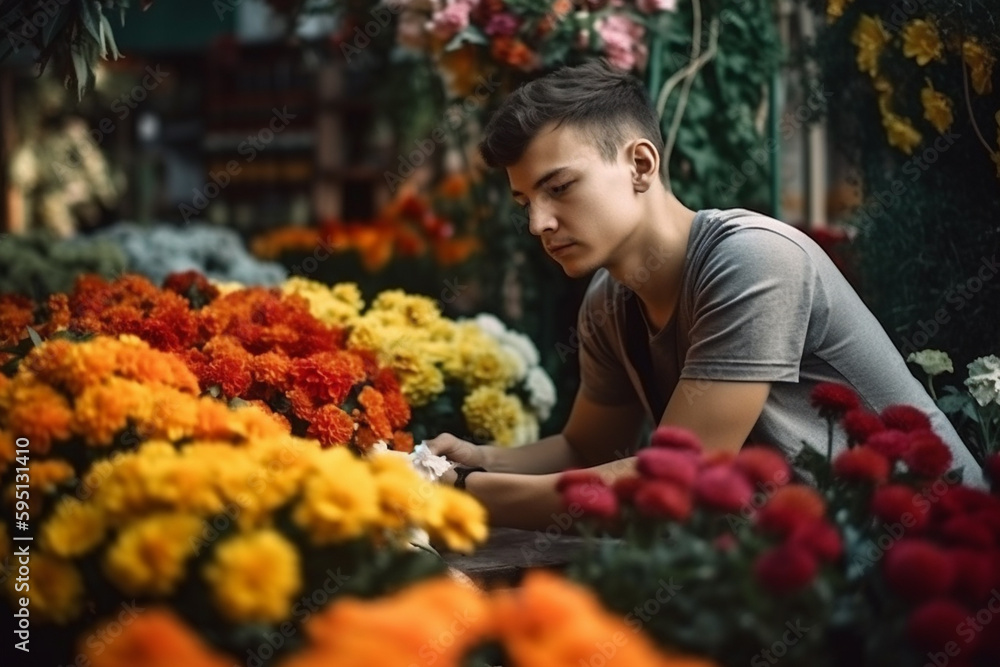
[
  {"x1": 394, "y1": 350, "x2": 446, "y2": 407},
  {"x1": 5, "y1": 553, "x2": 84, "y2": 624},
  {"x1": 882, "y1": 109, "x2": 923, "y2": 155},
  {"x1": 284, "y1": 278, "x2": 365, "y2": 327},
  {"x1": 902, "y1": 20, "x2": 942, "y2": 66},
  {"x1": 72, "y1": 378, "x2": 146, "y2": 447},
  {"x1": 852, "y1": 14, "x2": 889, "y2": 77},
  {"x1": 103, "y1": 513, "x2": 204, "y2": 596},
  {"x1": 41, "y1": 496, "x2": 107, "y2": 558},
  {"x1": 963, "y1": 39, "x2": 996, "y2": 95},
  {"x1": 114, "y1": 337, "x2": 200, "y2": 392},
  {"x1": 423, "y1": 486, "x2": 488, "y2": 554},
  {"x1": 921, "y1": 79, "x2": 953, "y2": 133},
  {"x1": 139, "y1": 387, "x2": 200, "y2": 442},
  {"x1": 293, "y1": 448, "x2": 381, "y2": 544},
  {"x1": 369, "y1": 453, "x2": 434, "y2": 531},
  {"x1": 463, "y1": 385, "x2": 525, "y2": 446},
  {"x1": 203, "y1": 530, "x2": 302, "y2": 624},
  {"x1": 826, "y1": 0, "x2": 852, "y2": 22}
]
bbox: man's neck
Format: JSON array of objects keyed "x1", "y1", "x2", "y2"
[{"x1": 606, "y1": 191, "x2": 697, "y2": 319}]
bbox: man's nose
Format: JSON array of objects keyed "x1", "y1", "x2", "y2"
[{"x1": 527, "y1": 202, "x2": 557, "y2": 236}]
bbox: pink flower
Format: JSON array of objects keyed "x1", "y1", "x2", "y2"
[
  {"x1": 430, "y1": 1, "x2": 472, "y2": 40},
  {"x1": 484, "y1": 12, "x2": 519, "y2": 37},
  {"x1": 649, "y1": 425, "x2": 702, "y2": 453},
  {"x1": 595, "y1": 14, "x2": 645, "y2": 70},
  {"x1": 693, "y1": 465, "x2": 753, "y2": 513},
  {"x1": 636, "y1": 0, "x2": 677, "y2": 13}
]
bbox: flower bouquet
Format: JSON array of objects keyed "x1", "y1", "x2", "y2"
[
  {"x1": 0, "y1": 335, "x2": 487, "y2": 667},
  {"x1": 557, "y1": 383, "x2": 1000, "y2": 666}
]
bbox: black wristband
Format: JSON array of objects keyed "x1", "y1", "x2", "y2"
[{"x1": 453, "y1": 465, "x2": 486, "y2": 490}]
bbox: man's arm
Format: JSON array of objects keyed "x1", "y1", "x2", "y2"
[{"x1": 660, "y1": 378, "x2": 772, "y2": 453}]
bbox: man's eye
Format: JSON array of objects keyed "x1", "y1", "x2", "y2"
[{"x1": 551, "y1": 181, "x2": 573, "y2": 195}]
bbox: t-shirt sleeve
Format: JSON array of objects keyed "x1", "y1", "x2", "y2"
[
  {"x1": 681, "y1": 229, "x2": 824, "y2": 382},
  {"x1": 576, "y1": 277, "x2": 638, "y2": 405}
]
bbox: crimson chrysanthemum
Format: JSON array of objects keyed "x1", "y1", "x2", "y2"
[
  {"x1": 832, "y1": 446, "x2": 891, "y2": 484},
  {"x1": 789, "y1": 519, "x2": 843, "y2": 563},
  {"x1": 871, "y1": 484, "x2": 929, "y2": 532},
  {"x1": 907, "y1": 599, "x2": 978, "y2": 654},
  {"x1": 841, "y1": 408, "x2": 884, "y2": 444},
  {"x1": 562, "y1": 481, "x2": 619, "y2": 520},
  {"x1": 938, "y1": 515, "x2": 994, "y2": 549},
  {"x1": 649, "y1": 426, "x2": 702, "y2": 453},
  {"x1": 809, "y1": 382, "x2": 860, "y2": 416},
  {"x1": 754, "y1": 544, "x2": 818, "y2": 594},
  {"x1": 733, "y1": 445, "x2": 791, "y2": 488},
  {"x1": 693, "y1": 465, "x2": 753, "y2": 513},
  {"x1": 636, "y1": 448, "x2": 698, "y2": 488},
  {"x1": 949, "y1": 548, "x2": 995, "y2": 605},
  {"x1": 556, "y1": 469, "x2": 604, "y2": 493},
  {"x1": 611, "y1": 475, "x2": 643, "y2": 503},
  {"x1": 633, "y1": 480, "x2": 692, "y2": 522},
  {"x1": 902, "y1": 429, "x2": 953, "y2": 478},
  {"x1": 883, "y1": 539, "x2": 955, "y2": 602},
  {"x1": 880, "y1": 404, "x2": 932, "y2": 433},
  {"x1": 865, "y1": 429, "x2": 910, "y2": 462}
]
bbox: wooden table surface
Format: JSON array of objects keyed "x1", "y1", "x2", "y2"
[{"x1": 443, "y1": 527, "x2": 590, "y2": 589}]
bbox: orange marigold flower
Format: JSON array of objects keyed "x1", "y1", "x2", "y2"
[
  {"x1": 4, "y1": 379, "x2": 73, "y2": 454},
  {"x1": 290, "y1": 351, "x2": 367, "y2": 405},
  {"x1": 252, "y1": 351, "x2": 292, "y2": 390},
  {"x1": 353, "y1": 425, "x2": 382, "y2": 452},
  {"x1": 307, "y1": 404, "x2": 356, "y2": 447},
  {"x1": 358, "y1": 386, "x2": 393, "y2": 439},
  {"x1": 0, "y1": 293, "x2": 36, "y2": 347},
  {"x1": 82, "y1": 609, "x2": 232, "y2": 667},
  {"x1": 391, "y1": 430, "x2": 415, "y2": 453}
]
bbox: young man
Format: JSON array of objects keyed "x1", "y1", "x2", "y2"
[{"x1": 428, "y1": 59, "x2": 983, "y2": 529}]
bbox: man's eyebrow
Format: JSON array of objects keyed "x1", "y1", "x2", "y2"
[{"x1": 510, "y1": 167, "x2": 569, "y2": 199}]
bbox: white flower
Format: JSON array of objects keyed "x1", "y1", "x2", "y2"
[
  {"x1": 965, "y1": 355, "x2": 1000, "y2": 407},
  {"x1": 473, "y1": 313, "x2": 507, "y2": 338},
  {"x1": 907, "y1": 349, "x2": 954, "y2": 377},
  {"x1": 499, "y1": 344, "x2": 528, "y2": 382},
  {"x1": 525, "y1": 366, "x2": 557, "y2": 422},
  {"x1": 500, "y1": 330, "x2": 540, "y2": 368},
  {"x1": 511, "y1": 414, "x2": 539, "y2": 447}
]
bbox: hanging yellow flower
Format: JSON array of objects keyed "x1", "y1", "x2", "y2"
[
  {"x1": 963, "y1": 39, "x2": 996, "y2": 95},
  {"x1": 902, "y1": 20, "x2": 942, "y2": 66},
  {"x1": 203, "y1": 530, "x2": 302, "y2": 624},
  {"x1": 826, "y1": 0, "x2": 853, "y2": 23},
  {"x1": 852, "y1": 15, "x2": 890, "y2": 77},
  {"x1": 920, "y1": 79, "x2": 954, "y2": 133},
  {"x1": 882, "y1": 111, "x2": 923, "y2": 155}
]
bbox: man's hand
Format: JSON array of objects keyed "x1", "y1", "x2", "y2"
[{"x1": 424, "y1": 433, "x2": 487, "y2": 468}]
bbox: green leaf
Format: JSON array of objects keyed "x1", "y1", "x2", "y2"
[
  {"x1": 26, "y1": 326, "x2": 42, "y2": 347},
  {"x1": 79, "y1": 0, "x2": 103, "y2": 44},
  {"x1": 936, "y1": 393, "x2": 968, "y2": 415},
  {"x1": 444, "y1": 26, "x2": 488, "y2": 51}
]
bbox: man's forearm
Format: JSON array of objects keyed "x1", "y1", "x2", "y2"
[
  {"x1": 480, "y1": 433, "x2": 583, "y2": 474},
  {"x1": 463, "y1": 456, "x2": 638, "y2": 530}
]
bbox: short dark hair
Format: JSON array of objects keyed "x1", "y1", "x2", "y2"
[{"x1": 479, "y1": 59, "x2": 664, "y2": 169}]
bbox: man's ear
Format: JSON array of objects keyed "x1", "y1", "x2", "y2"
[{"x1": 629, "y1": 139, "x2": 660, "y2": 193}]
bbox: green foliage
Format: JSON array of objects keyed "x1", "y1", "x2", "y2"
[
  {"x1": 0, "y1": 0, "x2": 136, "y2": 98},
  {"x1": 803, "y1": 0, "x2": 1000, "y2": 372},
  {"x1": 0, "y1": 232, "x2": 127, "y2": 299}
]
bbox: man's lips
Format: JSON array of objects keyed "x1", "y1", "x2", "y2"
[{"x1": 546, "y1": 242, "x2": 576, "y2": 255}]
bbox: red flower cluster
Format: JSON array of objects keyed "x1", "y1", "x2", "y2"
[
  {"x1": 870, "y1": 479, "x2": 1000, "y2": 661},
  {"x1": 12, "y1": 273, "x2": 415, "y2": 451},
  {"x1": 817, "y1": 385, "x2": 955, "y2": 481}
]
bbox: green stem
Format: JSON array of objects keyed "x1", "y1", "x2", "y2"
[
  {"x1": 647, "y1": 29, "x2": 664, "y2": 108},
  {"x1": 925, "y1": 377, "x2": 937, "y2": 401}
]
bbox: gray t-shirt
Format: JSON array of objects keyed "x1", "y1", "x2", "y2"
[{"x1": 578, "y1": 208, "x2": 983, "y2": 486}]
